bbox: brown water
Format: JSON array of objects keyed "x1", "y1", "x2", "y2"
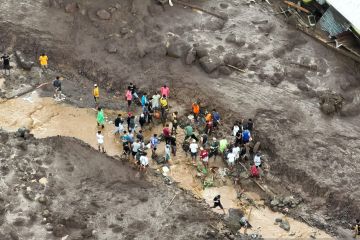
[{"x1": 0, "y1": 91, "x2": 333, "y2": 239}]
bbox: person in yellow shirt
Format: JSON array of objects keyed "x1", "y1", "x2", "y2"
[
  {"x1": 93, "y1": 84, "x2": 100, "y2": 108},
  {"x1": 39, "y1": 53, "x2": 48, "y2": 71}
]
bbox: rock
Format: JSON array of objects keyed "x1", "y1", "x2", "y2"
[
  {"x1": 45, "y1": 223, "x2": 54, "y2": 231},
  {"x1": 185, "y1": 48, "x2": 196, "y2": 65},
  {"x1": 258, "y1": 23, "x2": 276, "y2": 34},
  {"x1": 17, "y1": 127, "x2": 30, "y2": 138},
  {"x1": 225, "y1": 33, "x2": 245, "y2": 47},
  {"x1": 81, "y1": 229, "x2": 93, "y2": 238},
  {"x1": 64, "y1": 2, "x2": 78, "y2": 13},
  {"x1": 220, "y1": 3, "x2": 229, "y2": 9},
  {"x1": 270, "y1": 199, "x2": 280, "y2": 207},
  {"x1": 297, "y1": 82, "x2": 309, "y2": 92},
  {"x1": 15, "y1": 51, "x2": 34, "y2": 70},
  {"x1": 105, "y1": 43, "x2": 117, "y2": 54},
  {"x1": 275, "y1": 218, "x2": 282, "y2": 223},
  {"x1": 204, "y1": 18, "x2": 226, "y2": 31},
  {"x1": 195, "y1": 46, "x2": 209, "y2": 58},
  {"x1": 42, "y1": 210, "x2": 51, "y2": 218},
  {"x1": 223, "y1": 53, "x2": 247, "y2": 69},
  {"x1": 279, "y1": 219, "x2": 290, "y2": 231},
  {"x1": 53, "y1": 224, "x2": 66, "y2": 237},
  {"x1": 96, "y1": 9, "x2": 111, "y2": 20},
  {"x1": 38, "y1": 196, "x2": 47, "y2": 205},
  {"x1": 166, "y1": 36, "x2": 191, "y2": 58},
  {"x1": 199, "y1": 55, "x2": 222, "y2": 73},
  {"x1": 319, "y1": 91, "x2": 344, "y2": 115},
  {"x1": 13, "y1": 217, "x2": 26, "y2": 226},
  {"x1": 218, "y1": 66, "x2": 232, "y2": 75}
]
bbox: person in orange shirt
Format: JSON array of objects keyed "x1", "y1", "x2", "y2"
[
  {"x1": 39, "y1": 53, "x2": 48, "y2": 72},
  {"x1": 192, "y1": 102, "x2": 200, "y2": 122}
]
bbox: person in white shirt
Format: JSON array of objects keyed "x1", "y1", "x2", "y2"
[
  {"x1": 152, "y1": 92, "x2": 161, "y2": 110},
  {"x1": 189, "y1": 139, "x2": 199, "y2": 162},
  {"x1": 254, "y1": 152, "x2": 262, "y2": 167},
  {"x1": 132, "y1": 139, "x2": 141, "y2": 161},
  {"x1": 233, "y1": 122, "x2": 240, "y2": 137},
  {"x1": 232, "y1": 145, "x2": 241, "y2": 161},
  {"x1": 227, "y1": 152, "x2": 236, "y2": 170},
  {"x1": 140, "y1": 153, "x2": 149, "y2": 172},
  {"x1": 96, "y1": 131, "x2": 105, "y2": 153}
]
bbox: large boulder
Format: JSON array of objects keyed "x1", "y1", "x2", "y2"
[
  {"x1": 319, "y1": 91, "x2": 344, "y2": 115},
  {"x1": 225, "y1": 33, "x2": 245, "y2": 47},
  {"x1": 15, "y1": 51, "x2": 34, "y2": 70},
  {"x1": 166, "y1": 36, "x2": 191, "y2": 58},
  {"x1": 199, "y1": 55, "x2": 222, "y2": 73}
]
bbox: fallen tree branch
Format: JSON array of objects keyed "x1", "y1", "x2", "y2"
[
  {"x1": 283, "y1": 1, "x2": 310, "y2": 14},
  {"x1": 173, "y1": 0, "x2": 227, "y2": 20}
]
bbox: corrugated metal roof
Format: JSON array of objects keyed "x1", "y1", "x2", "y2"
[
  {"x1": 318, "y1": 6, "x2": 350, "y2": 37},
  {"x1": 326, "y1": 0, "x2": 360, "y2": 32}
]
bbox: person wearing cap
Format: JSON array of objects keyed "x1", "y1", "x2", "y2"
[
  {"x1": 200, "y1": 147, "x2": 209, "y2": 168},
  {"x1": 97, "y1": 107, "x2": 105, "y2": 129},
  {"x1": 93, "y1": 84, "x2": 100, "y2": 107},
  {"x1": 189, "y1": 139, "x2": 199, "y2": 162}
]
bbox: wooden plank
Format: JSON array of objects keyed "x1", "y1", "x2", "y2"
[{"x1": 284, "y1": 1, "x2": 310, "y2": 14}]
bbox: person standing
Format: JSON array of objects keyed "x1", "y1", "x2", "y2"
[
  {"x1": 150, "y1": 134, "x2": 159, "y2": 156},
  {"x1": 132, "y1": 139, "x2": 141, "y2": 161},
  {"x1": 227, "y1": 151, "x2": 236, "y2": 170},
  {"x1": 169, "y1": 135, "x2": 177, "y2": 156},
  {"x1": 140, "y1": 153, "x2": 149, "y2": 172},
  {"x1": 141, "y1": 93, "x2": 148, "y2": 110},
  {"x1": 165, "y1": 144, "x2": 171, "y2": 162},
  {"x1": 96, "y1": 131, "x2": 105, "y2": 153},
  {"x1": 171, "y1": 111, "x2": 178, "y2": 135},
  {"x1": 1, "y1": 53, "x2": 10, "y2": 75},
  {"x1": 184, "y1": 125, "x2": 198, "y2": 142},
  {"x1": 126, "y1": 87, "x2": 133, "y2": 110},
  {"x1": 129, "y1": 115, "x2": 136, "y2": 133},
  {"x1": 128, "y1": 83, "x2": 139, "y2": 100},
  {"x1": 242, "y1": 128, "x2": 251, "y2": 144},
  {"x1": 160, "y1": 84, "x2": 170, "y2": 98},
  {"x1": 192, "y1": 101, "x2": 200, "y2": 122},
  {"x1": 152, "y1": 92, "x2": 161, "y2": 110},
  {"x1": 39, "y1": 53, "x2": 48, "y2": 72},
  {"x1": 113, "y1": 114, "x2": 124, "y2": 135},
  {"x1": 212, "y1": 109, "x2": 221, "y2": 128},
  {"x1": 160, "y1": 95, "x2": 168, "y2": 126},
  {"x1": 200, "y1": 147, "x2": 209, "y2": 169},
  {"x1": 254, "y1": 152, "x2": 262, "y2": 167},
  {"x1": 93, "y1": 84, "x2": 100, "y2": 108},
  {"x1": 52, "y1": 76, "x2": 62, "y2": 100},
  {"x1": 162, "y1": 124, "x2": 171, "y2": 143},
  {"x1": 210, "y1": 195, "x2": 225, "y2": 214},
  {"x1": 189, "y1": 139, "x2": 199, "y2": 163},
  {"x1": 97, "y1": 107, "x2": 105, "y2": 129},
  {"x1": 219, "y1": 139, "x2": 228, "y2": 160},
  {"x1": 209, "y1": 137, "x2": 219, "y2": 160},
  {"x1": 139, "y1": 114, "x2": 146, "y2": 130}
]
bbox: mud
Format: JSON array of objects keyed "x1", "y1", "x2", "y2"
[{"x1": 1, "y1": 0, "x2": 360, "y2": 238}]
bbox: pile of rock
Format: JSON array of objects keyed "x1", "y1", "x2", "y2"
[
  {"x1": 275, "y1": 218, "x2": 290, "y2": 231},
  {"x1": 270, "y1": 195, "x2": 302, "y2": 211}
]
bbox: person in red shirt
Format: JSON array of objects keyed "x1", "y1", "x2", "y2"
[
  {"x1": 200, "y1": 147, "x2": 209, "y2": 168},
  {"x1": 163, "y1": 124, "x2": 171, "y2": 144},
  {"x1": 160, "y1": 84, "x2": 170, "y2": 98},
  {"x1": 250, "y1": 164, "x2": 260, "y2": 178}
]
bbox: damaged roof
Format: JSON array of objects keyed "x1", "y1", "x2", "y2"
[{"x1": 326, "y1": 0, "x2": 360, "y2": 33}]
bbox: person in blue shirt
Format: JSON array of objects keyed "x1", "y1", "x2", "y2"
[
  {"x1": 212, "y1": 109, "x2": 221, "y2": 128},
  {"x1": 242, "y1": 128, "x2": 251, "y2": 144},
  {"x1": 150, "y1": 134, "x2": 159, "y2": 155},
  {"x1": 141, "y1": 93, "x2": 148, "y2": 111}
]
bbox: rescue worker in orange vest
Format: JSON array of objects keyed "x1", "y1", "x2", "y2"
[{"x1": 192, "y1": 101, "x2": 200, "y2": 122}]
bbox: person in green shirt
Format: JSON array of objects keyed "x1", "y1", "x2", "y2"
[
  {"x1": 97, "y1": 107, "x2": 105, "y2": 129},
  {"x1": 184, "y1": 125, "x2": 198, "y2": 142},
  {"x1": 219, "y1": 138, "x2": 228, "y2": 155}
]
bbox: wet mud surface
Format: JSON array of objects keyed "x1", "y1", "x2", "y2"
[{"x1": 0, "y1": 0, "x2": 360, "y2": 238}]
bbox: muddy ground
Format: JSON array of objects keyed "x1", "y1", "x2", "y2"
[
  {"x1": 0, "y1": 0, "x2": 360, "y2": 238},
  {"x1": 0, "y1": 130, "x2": 229, "y2": 240}
]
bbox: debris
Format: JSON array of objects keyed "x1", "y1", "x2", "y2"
[
  {"x1": 173, "y1": 0, "x2": 227, "y2": 20},
  {"x1": 283, "y1": 1, "x2": 310, "y2": 14},
  {"x1": 199, "y1": 56, "x2": 222, "y2": 73},
  {"x1": 226, "y1": 64, "x2": 246, "y2": 73}
]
